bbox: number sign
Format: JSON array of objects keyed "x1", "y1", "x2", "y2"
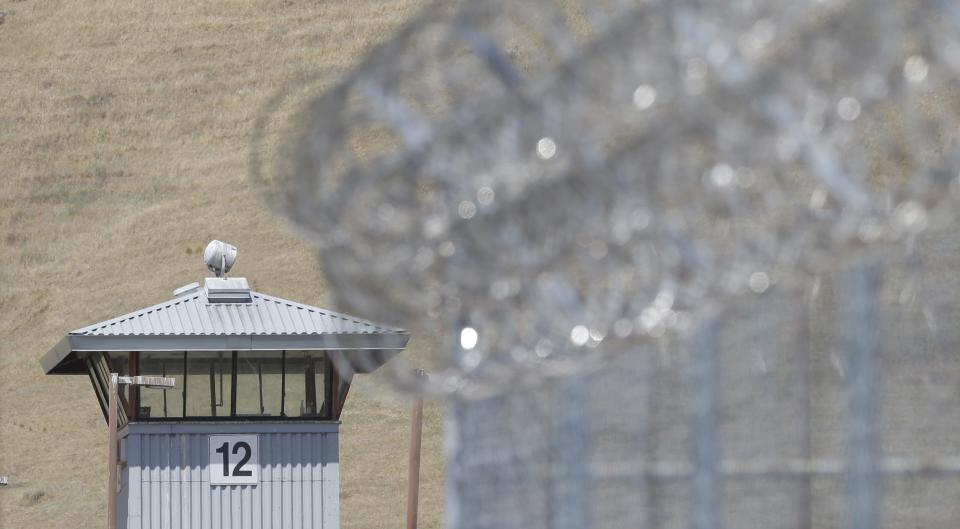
[{"x1": 209, "y1": 435, "x2": 259, "y2": 486}]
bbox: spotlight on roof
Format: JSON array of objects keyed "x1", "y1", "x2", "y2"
[{"x1": 203, "y1": 240, "x2": 237, "y2": 278}]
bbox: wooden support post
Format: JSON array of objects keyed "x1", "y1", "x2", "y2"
[
  {"x1": 406, "y1": 370, "x2": 426, "y2": 529},
  {"x1": 108, "y1": 373, "x2": 119, "y2": 529}
]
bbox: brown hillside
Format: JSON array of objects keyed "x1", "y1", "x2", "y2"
[{"x1": 0, "y1": 1, "x2": 444, "y2": 527}]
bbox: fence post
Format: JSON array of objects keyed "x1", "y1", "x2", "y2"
[
  {"x1": 797, "y1": 293, "x2": 813, "y2": 529},
  {"x1": 690, "y1": 317, "x2": 722, "y2": 529},
  {"x1": 551, "y1": 375, "x2": 589, "y2": 529},
  {"x1": 842, "y1": 262, "x2": 882, "y2": 529}
]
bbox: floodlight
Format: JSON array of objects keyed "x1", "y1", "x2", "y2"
[{"x1": 203, "y1": 240, "x2": 238, "y2": 277}]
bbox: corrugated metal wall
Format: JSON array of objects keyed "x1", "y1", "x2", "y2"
[{"x1": 119, "y1": 423, "x2": 339, "y2": 529}]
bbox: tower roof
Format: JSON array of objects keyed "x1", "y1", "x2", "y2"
[{"x1": 41, "y1": 278, "x2": 409, "y2": 374}]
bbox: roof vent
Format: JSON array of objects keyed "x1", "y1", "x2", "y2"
[
  {"x1": 205, "y1": 277, "x2": 252, "y2": 303},
  {"x1": 173, "y1": 282, "x2": 201, "y2": 297}
]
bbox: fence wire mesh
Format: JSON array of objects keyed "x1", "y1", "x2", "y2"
[
  {"x1": 252, "y1": 0, "x2": 960, "y2": 527},
  {"x1": 446, "y1": 239, "x2": 960, "y2": 529}
]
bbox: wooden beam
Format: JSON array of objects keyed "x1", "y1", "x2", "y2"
[
  {"x1": 406, "y1": 369, "x2": 426, "y2": 529},
  {"x1": 406, "y1": 394, "x2": 424, "y2": 529},
  {"x1": 336, "y1": 377, "x2": 352, "y2": 420},
  {"x1": 107, "y1": 374, "x2": 118, "y2": 529}
]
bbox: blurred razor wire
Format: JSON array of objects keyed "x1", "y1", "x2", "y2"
[{"x1": 251, "y1": 0, "x2": 960, "y2": 527}]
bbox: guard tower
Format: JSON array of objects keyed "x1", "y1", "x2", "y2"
[{"x1": 40, "y1": 241, "x2": 409, "y2": 529}]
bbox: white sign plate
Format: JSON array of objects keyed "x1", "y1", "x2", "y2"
[{"x1": 209, "y1": 434, "x2": 259, "y2": 486}]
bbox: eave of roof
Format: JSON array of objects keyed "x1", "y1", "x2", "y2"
[{"x1": 41, "y1": 288, "x2": 410, "y2": 375}]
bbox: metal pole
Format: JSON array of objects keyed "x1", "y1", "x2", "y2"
[
  {"x1": 551, "y1": 375, "x2": 589, "y2": 529},
  {"x1": 406, "y1": 372, "x2": 425, "y2": 529},
  {"x1": 108, "y1": 373, "x2": 119, "y2": 529},
  {"x1": 645, "y1": 339, "x2": 666, "y2": 529},
  {"x1": 843, "y1": 262, "x2": 882, "y2": 529},
  {"x1": 690, "y1": 317, "x2": 722, "y2": 529},
  {"x1": 797, "y1": 295, "x2": 813, "y2": 529}
]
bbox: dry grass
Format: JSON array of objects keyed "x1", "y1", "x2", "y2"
[{"x1": 0, "y1": 1, "x2": 445, "y2": 527}]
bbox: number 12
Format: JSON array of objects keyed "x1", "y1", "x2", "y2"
[{"x1": 215, "y1": 441, "x2": 253, "y2": 477}]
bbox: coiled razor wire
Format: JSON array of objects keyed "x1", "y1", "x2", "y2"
[
  {"x1": 252, "y1": 0, "x2": 960, "y2": 395},
  {"x1": 251, "y1": 1, "x2": 960, "y2": 527}
]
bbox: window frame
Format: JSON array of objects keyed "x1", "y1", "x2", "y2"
[{"x1": 131, "y1": 350, "x2": 337, "y2": 422}]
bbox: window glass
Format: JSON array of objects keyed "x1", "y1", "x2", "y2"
[
  {"x1": 106, "y1": 353, "x2": 130, "y2": 375},
  {"x1": 129, "y1": 351, "x2": 329, "y2": 420},
  {"x1": 138, "y1": 352, "x2": 185, "y2": 419},
  {"x1": 184, "y1": 351, "x2": 232, "y2": 418},
  {"x1": 235, "y1": 352, "x2": 283, "y2": 417},
  {"x1": 284, "y1": 351, "x2": 327, "y2": 418}
]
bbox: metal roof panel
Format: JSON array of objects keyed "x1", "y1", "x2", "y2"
[
  {"x1": 42, "y1": 287, "x2": 409, "y2": 374},
  {"x1": 68, "y1": 291, "x2": 403, "y2": 337}
]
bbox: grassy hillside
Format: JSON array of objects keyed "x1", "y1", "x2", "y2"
[{"x1": 0, "y1": 1, "x2": 446, "y2": 527}]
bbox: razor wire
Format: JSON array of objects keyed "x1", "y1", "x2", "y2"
[
  {"x1": 252, "y1": 0, "x2": 960, "y2": 395},
  {"x1": 251, "y1": 0, "x2": 960, "y2": 527}
]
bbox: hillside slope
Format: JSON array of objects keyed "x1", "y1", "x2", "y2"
[{"x1": 0, "y1": 1, "x2": 444, "y2": 527}]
